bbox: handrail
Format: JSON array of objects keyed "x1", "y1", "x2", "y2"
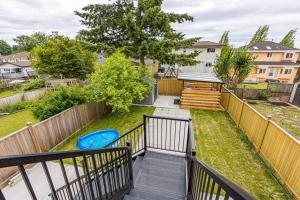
[
  {"x1": 188, "y1": 157, "x2": 256, "y2": 200},
  {"x1": 0, "y1": 147, "x2": 128, "y2": 168}
]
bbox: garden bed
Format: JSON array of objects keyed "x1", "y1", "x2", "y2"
[
  {"x1": 248, "y1": 100, "x2": 300, "y2": 140},
  {"x1": 191, "y1": 109, "x2": 291, "y2": 200}
]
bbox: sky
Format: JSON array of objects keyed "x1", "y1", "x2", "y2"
[{"x1": 0, "y1": 0, "x2": 300, "y2": 47}]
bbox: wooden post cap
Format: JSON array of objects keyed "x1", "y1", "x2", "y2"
[
  {"x1": 26, "y1": 122, "x2": 32, "y2": 126},
  {"x1": 267, "y1": 115, "x2": 272, "y2": 119}
]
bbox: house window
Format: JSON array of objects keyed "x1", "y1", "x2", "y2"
[
  {"x1": 284, "y1": 69, "x2": 292, "y2": 74},
  {"x1": 280, "y1": 69, "x2": 283, "y2": 74},
  {"x1": 267, "y1": 52, "x2": 272, "y2": 57},
  {"x1": 183, "y1": 49, "x2": 187, "y2": 53},
  {"x1": 207, "y1": 48, "x2": 215, "y2": 53},
  {"x1": 205, "y1": 62, "x2": 212, "y2": 67},
  {"x1": 258, "y1": 69, "x2": 266, "y2": 74},
  {"x1": 286, "y1": 53, "x2": 293, "y2": 58}
]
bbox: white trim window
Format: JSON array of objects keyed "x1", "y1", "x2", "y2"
[
  {"x1": 205, "y1": 62, "x2": 212, "y2": 67},
  {"x1": 267, "y1": 52, "x2": 272, "y2": 57},
  {"x1": 207, "y1": 48, "x2": 215, "y2": 53},
  {"x1": 258, "y1": 69, "x2": 266, "y2": 74},
  {"x1": 285, "y1": 53, "x2": 293, "y2": 58},
  {"x1": 284, "y1": 69, "x2": 292, "y2": 74}
]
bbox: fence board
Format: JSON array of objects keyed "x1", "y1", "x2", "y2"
[
  {"x1": 0, "y1": 88, "x2": 46, "y2": 109},
  {"x1": 0, "y1": 102, "x2": 108, "y2": 185},
  {"x1": 221, "y1": 88, "x2": 300, "y2": 198},
  {"x1": 158, "y1": 79, "x2": 183, "y2": 95}
]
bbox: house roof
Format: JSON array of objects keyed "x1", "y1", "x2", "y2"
[
  {"x1": 253, "y1": 61, "x2": 300, "y2": 67},
  {"x1": 0, "y1": 62, "x2": 22, "y2": 69},
  {"x1": 191, "y1": 41, "x2": 224, "y2": 48},
  {"x1": 0, "y1": 52, "x2": 29, "y2": 60},
  {"x1": 248, "y1": 41, "x2": 300, "y2": 51},
  {"x1": 178, "y1": 72, "x2": 223, "y2": 83},
  {"x1": 132, "y1": 58, "x2": 156, "y2": 66}
]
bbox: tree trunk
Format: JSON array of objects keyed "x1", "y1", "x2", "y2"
[{"x1": 140, "y1": 56, "x2": 145, "y2": 65}]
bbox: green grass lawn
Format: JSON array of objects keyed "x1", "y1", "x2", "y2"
[
  {"x1": 191, "y1": 109, "x2": 290, "y2": 200},
  {"x1": 0, "y1": 89, "x2": 23, "y2": 98},
  {"x1": 0, "y1": 110, "x2": 39, "y2": 138},
  {"x1": 247, "y1": 101, "x2": 300, "y2": 141},
  {"x1": 57, "y1": 106, "x2": 155, "y2": 152},
  {"x1": 236, "y1": 83, "x2": 268, "y2": 89}
]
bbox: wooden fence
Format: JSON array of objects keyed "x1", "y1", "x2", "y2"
[
  {"x1": 158, "y1": 79, "x2": 183, "y2": 95},
  {"x1": 0, "y1": 102, "x2": 108, "y2": 186},
  {"x1": 221, "y1": 88, "x2": 300, "y2": 199},
  {"x1": 0, "y1": 88, "x2": 46, "y2": 109}
]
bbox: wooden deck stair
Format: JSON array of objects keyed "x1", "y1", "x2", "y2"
[{"x1": 180, "y1": 82, "x2": 222, "y2": 110}]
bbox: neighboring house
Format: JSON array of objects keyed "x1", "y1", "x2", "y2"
[
  {"x1": 0, "y1": 52, "x2": 34, "y2": 79},
  {"x1": 176, "y1": 41, "x2": 224, "y2": 74},
  {"x1": 245, "y1": 41, "x2": 300, "y2": 84}
]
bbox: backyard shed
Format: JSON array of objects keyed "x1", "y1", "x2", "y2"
[{"x1": 177, "y1": 72, "x2": 224, "y2": 110}]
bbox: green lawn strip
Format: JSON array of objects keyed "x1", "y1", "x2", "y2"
[
  {"x1": 57, "y1": 106, "x2": 155, "y2": 152},
  {"x1": 191, "y1": 109, "x2": 290, "y2": 200},
  {"x1": 0, "y1": 109, "x2": 39, "y2": 138},
  {"x1": 248, "y1": 101, "x2": 300, "y2": 140},
  {"x1": 236, "y1": 83, "x2": 268, "y2": 89},
  {"x1": 0, "y1": 89, "x2": 23, "y2": 98}
]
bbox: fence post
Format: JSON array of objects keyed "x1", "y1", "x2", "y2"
[
  {"x1": 238, "y1": 99, "x2": 246, "y2": 126},
  {"x1": 26, "y1": 122, "x2": 42, "y2": 153},
  {"x1": 143, "y1": 115, "x2": 147, "y2": 152},
  {"x1": 226, "y1": 92, "x2": 231, "y2": 111},
  {"x1": 258, "y1": 115, "x2": 272, "y2": 153}
]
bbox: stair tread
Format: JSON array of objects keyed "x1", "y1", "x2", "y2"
[
  {"x1": 135, "y1": 173, "x2": 185, "y2": 194},
  {"x1": 128, "y1": 187, "x2": 185, "y2": 200},
  {"x1": 145, "y1": 151, "x2": 185, "y2": 162}
]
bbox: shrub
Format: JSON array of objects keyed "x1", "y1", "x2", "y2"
[
  {"x1": 32, "y1": 86, "x2": 87, "y2": 120},
  {"x1": 258, "y1": 90, "x2": 271, "y2": 100},
  {"x1": 88, "y1": 51, "x2": 153, "y2": 112},
  {"x1": 23, "y1": 78, "x2": 46, "y2": 91},
  {"x1": 0, "y1": 83, "x2": 6, "y2": 89}
]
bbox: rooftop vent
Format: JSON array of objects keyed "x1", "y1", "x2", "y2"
[
  {"x1": 266, "y1": 46, "x2": 272, "y2": 50},
  {"x1": 253, "y1": 46, "x2": 258, "y2": 50}
]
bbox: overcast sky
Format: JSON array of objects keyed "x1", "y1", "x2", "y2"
[{"x1": 1, "y1": 0, "x2": 300, "y2": 47}]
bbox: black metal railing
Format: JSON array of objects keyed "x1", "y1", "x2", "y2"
[
  {"x1": 0, "y1": 147, "x2": 133, "y2": 200},
  {"x1": 187, "y1": 158, "x2": 255, "y2": 200},
  {"x1": 0, "y1": 114, "x2": 255, "y2": 200}
]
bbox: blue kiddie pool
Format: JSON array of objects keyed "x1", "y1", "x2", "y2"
[{"x1": 77, "y1": 129, "x2": 120, "y2": 150}]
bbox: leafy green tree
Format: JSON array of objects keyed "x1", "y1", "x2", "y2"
[
  {"x1": 30, "y1": 37, "x2": 97, "y2": 79},
  {"x1": 214, "y1": 48, "x2": 254, "y2": 87},
  {"x1": 219, "y1": 31, "x2": 230, "y2": 46},
  {"x1": 280, "y1": 29, "x2": 297, "y2": 48},
  {"x1": 249, "y1": 25, "x2": 269, "y2": 46},
  {"x1": 75, "y1": 0, "x2": 200, "y2": 66},
  {"x1": 88, "y1": 51, "x2": 153, "y2": 112},
  {"x1": 13, "y1": 32, "x2": 49, "y2": 52},
  {"x1": 0, "y1": 40, "x2": 12, "y2": 55}
]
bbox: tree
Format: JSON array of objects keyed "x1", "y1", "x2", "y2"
[
  {"x1": 280, "y1": 29, "x2": 297, "y2": 48},
  {"x1": 75, "y1": 0, "x2": 200, "y2": 66},
  {"x1": 249, "y1": 25, "x2": 269, "y2": 46},
  {"x1": 0, "y1": 40, "x2": 12, "y2": 55},
  {"x1": 219, "y1": 31, "x2": 230, "y2": 46},
  {"x1": 88, "y1": 51, "x2": 153, "y2": 112},
  {"x1": 13, "y1": 32, "x2": 49, "y2": 52},
  {"x1": 30, "y1": 37, "x2": 97, "y2": 79},
  {"x1": 214, "y1": 47, "x2": 254, "y2": 88}
]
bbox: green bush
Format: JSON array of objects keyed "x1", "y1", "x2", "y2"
[
  {"x1": 257, "y1": 90, "x2": 271, "y2": 100},
  {"x1": 32, "y1": 86, "x2": 87, "y2": 120},
  {"x1": 0, "y1": 83, "x2": 6, "y2": 89},
  {"x1": 0, "y1": 101, "x2": 33, "y2": 113},
  {"x1": 23, "y1": 78, "x2": 46, "y2": 91}
]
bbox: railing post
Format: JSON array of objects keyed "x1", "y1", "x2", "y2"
[
  {"x1": 143, "y1": 115, "x2": 147, "y2": 152},
  {"x1": 187, "y1": 159, "x2": 194, "y2": 200},
  {"x1": 126, "y1": 141, "x2": 134, "y2": 188},
  {"x1": 238, "y1": 99, "x2": 246, "y2": 126}
]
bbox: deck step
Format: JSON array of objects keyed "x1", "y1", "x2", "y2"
[
  {"x1": 181, "y1": 100, "x2": 220, "y2": 105},
  {"x1": 181, "y1": 97, "x2": 220, "y2": 101}
]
